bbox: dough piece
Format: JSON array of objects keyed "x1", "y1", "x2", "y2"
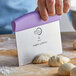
[
  {"x1": 48, "y1": 56, "x2": 70, "y2": 67},
  {"x1": 58, "y1": 63, "x2": 75, "y2": 76},
  {"x1": 32, "y1": 54, "x2": 52, "y2": 64},
  {"x1": 73, "y1": 40, "x2": 76, "y2": 50},
  {"x1": 70, "y1": 67, "x2": 76, "y2": 76}
]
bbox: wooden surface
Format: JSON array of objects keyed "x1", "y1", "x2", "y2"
[{"x1": 0, "y1": 32, "x2": 76, "y2": 76}]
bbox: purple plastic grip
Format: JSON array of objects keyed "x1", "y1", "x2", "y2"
[{"x1": 11, "y1": 11, "x2": 61, "y2": 32}]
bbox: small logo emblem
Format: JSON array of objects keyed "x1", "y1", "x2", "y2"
[{"x1": 34, "y1": 27, "x2": 42, "y2": 35}]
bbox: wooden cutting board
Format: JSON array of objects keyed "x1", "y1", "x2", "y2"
[
  {"x1": 8, "y1": 54, "x2": 76, "y2": 76},
  {"x1": 0, "y1": 32, "x2": 76, "y2": 76}
]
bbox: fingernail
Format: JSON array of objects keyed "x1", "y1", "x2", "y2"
[{"x1": 43, "y1": 16, "x2": 48, "y2": 21}]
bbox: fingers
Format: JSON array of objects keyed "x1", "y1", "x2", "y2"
[
  {"x1": 46, "y1": 0, "x2": 55, "y2": 16},
  {"x1": 63, "y1": 0, "x2": 71, "y2": 13},
  {"x1": 37, "y1": 0, "x2": 71, "y2": 21},
  {"x1": 38, "y1": 0, "x2": 48, "y2": 21},
  {"x1": 55, "y1": 0, "x2": 63, "y2": 15}
]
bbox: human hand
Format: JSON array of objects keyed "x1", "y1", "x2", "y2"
[{"x1": 37, "y1": 0, "x2": 71, "y2": 21}]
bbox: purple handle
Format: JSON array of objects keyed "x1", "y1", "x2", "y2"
[{"x1": 11, "y1": 11, "x2": 61, "y2": 32}]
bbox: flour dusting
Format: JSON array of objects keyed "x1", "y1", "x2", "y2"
[
  {"x1": 0, "y1": 66, "x2": 16, "y2": 76},
  {"x1": 63, "y1": 51, "x2": 76, "y2": 58}
]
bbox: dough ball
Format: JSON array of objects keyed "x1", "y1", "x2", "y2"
[
  {"x1": 73, "y1": 40, "x2": 76, "y2": 50},
  {"x1": 32, "y1": 54, "x2": 52, "y2": 64},
  {"x1": 48, "y1": 56, "x2": 70, "y2": 67},
  {"x1": 58, "y1": 63, "x2": 75, "y2": 76},
  {"x1": 70, "y1": 67, "x2": 76, "y2": 76}
]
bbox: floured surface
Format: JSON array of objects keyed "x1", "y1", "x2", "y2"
[
  {"x1": 2, "y1": 64, "x2": 58, "y2": 76},
  {"x1": 0, "y1": 34, "x2": 18, "y2": 66},
  {"x1": 0, "y1": 32, "x2": 76, "y2": 76},
  {"x1": 0, "y1": 35, "x2": 16, "y2": 50}
]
